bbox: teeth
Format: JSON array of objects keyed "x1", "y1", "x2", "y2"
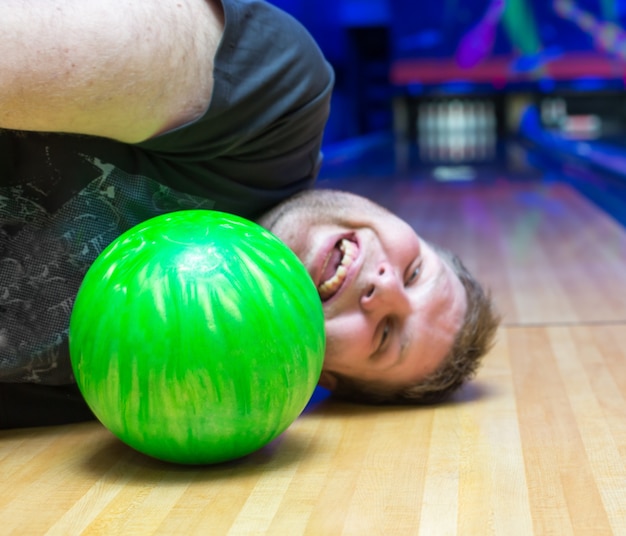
[{"x1": 318, "y1": 239, "x2": 357, "y2": 300}]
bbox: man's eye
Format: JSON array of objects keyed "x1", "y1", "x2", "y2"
[
  {"x1": 406, "y1": 265, "x2": 421, "y2": 285},
  {"x1": 379, "y1": 320, "x2": 390, "y2": 351}
]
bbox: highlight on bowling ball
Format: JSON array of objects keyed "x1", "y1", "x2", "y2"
[{"x1": 69, "y1": 210, "x2": 325, "y2": 464}]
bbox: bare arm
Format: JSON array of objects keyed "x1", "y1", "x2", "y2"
[{"x1": 0, "y1": 0, "x2": 224, "y2": 143}]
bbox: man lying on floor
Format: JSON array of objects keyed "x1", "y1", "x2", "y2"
[{"x1": 0, "y1": 0, "x2": 499, "y2": 428}]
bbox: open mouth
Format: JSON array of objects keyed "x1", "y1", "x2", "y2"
[{"x1": 317, "y1": 238, "x2": 358, "y2": 301}]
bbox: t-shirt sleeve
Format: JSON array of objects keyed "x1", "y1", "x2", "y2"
[{"x1": 136, "y1": 0, "x2": 335, "y2": 195}]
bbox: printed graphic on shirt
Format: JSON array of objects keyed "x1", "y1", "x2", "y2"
[{"x1": 0, "y1": 155, "x2": 215, "y2": 385}]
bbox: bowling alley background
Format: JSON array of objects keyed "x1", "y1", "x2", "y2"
[{"x1": 272, "y1": 0, "x2": 626, "y2": 192}]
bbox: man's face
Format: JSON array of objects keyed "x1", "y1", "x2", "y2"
[{"x1": 258, "y1": 190, "x2": 467, "y2": 392}]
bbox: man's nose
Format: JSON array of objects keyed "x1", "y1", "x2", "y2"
[{"x1": 360, "y1": 262, "x2": 410, "y2": 314}]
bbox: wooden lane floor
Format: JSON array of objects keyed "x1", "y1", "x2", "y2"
[{"x1": 1, "y1": 176, "x2": 626, "y2": 534}]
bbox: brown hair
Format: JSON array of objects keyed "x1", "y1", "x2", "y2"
[{"x1": 328, "y1": 248, "x2": 500, "y2": 405}]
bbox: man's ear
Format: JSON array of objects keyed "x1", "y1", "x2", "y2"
[{"x1": 318, "y1": 371, "x2": 338, "y2": 390}]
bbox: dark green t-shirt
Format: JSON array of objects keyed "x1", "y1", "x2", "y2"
[{"x1": 0, "y1": 0, "x2": 334, "y2": 385}]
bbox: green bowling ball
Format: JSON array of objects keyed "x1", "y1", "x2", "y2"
[{"x1": 69, "y1": 210, "x2": 325, "y2": 464}]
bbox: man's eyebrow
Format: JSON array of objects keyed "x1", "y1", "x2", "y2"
[{"x1": 395, "y1": 255, "x2": 447, "y2": 367}]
